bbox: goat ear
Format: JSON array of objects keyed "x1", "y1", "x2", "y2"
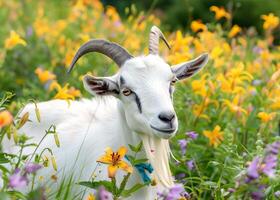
[
  {"x1": 171, "y1": 53, "x2": 209, "y2": 80},
  {"x1": 83, "y1": 75, "x2": 119, "y2": 96}
]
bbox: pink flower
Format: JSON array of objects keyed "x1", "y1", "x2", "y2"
[{"x1": 8, "y1": 169, "x2": 28, "y2": 189}]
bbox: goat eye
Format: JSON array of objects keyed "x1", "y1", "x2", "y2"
[
  {"x1": 122, "y1": 88, "x2": 132, "y2": 96},
  {"x1": 171, "y1": 78, "x2": 177, "y2": 86}
]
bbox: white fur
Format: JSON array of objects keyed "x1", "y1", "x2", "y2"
[{"x1": 3, "y1": 54, "x2": 208, "y2": 199}]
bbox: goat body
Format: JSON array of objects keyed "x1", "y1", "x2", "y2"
[{"x1": 4, "y1": 97, "x2": 164, "y2": 199}]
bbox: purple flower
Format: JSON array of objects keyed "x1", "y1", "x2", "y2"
[
  {"x1": 251, "y1": 191, "x2": 264, "y2": 200},
  {"x1": 228, "y1": 188, "x2": 235, "y2": 193},
  {"x1": 246, "y1": 157, "x2": 260, "y2": 182},
  {"x1": 262, "y1": 154, "x2": 277, "y2": 177},
  {"x1": 98, "y1": 186, "x2": 113, "y2": 200},
  {"x1": 24, "y1": 162, "x2": 42, "y2": 174},
  {"x1": 187, "y1": 160, "x2": 195, "y2": 171},
  {"x1": 275, "y1": 191, "x2": 280, "y2": 198},
  {"x1": 266, "y1": 141, "x2": 280, "y2": 155},
  {"x1": 186, "y1": 131, "x2": 198, "y2": 140},
  {"x1": 158, "y1": 184, "x2": 189, "y2": 200},
  {"x1": 175, "y1": 173, "x2": 186, "y2": 180},
  {"x1": 178, "y1": 139, "x2": 188, "y2": 155},
  {"x1": 8, "y1": 169, "x2": 28, "y2": 189}
]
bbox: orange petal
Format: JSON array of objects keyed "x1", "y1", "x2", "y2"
[
  {"x1": 117, "y1": 161, "x2": 133, "y2": 173},
  {"x1": 108, "y1": 165, "x2": 118, "y2": 178},
  {"x1": 117, "y1": 146, "x2": 127, "y2": 159}
]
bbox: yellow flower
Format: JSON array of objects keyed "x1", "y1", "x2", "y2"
[
  {"x1": 50, "y1": 82, "x2": 75, "y2": 100},
  {"x1": 191, "y1": 20, "x2": 207, "y2": 32},
  {"x1": 257, "y1": 112, "x2": 276, "y2": 123},
  {"x1": 35, "y1": 68, "x2": 56, "y2": 84},
  {"x1": 223, "y1": 95, "x2": 248, "y2": 115},
  {"x1": 261, "y1": 13, "x2": 279, "y2": 30},
  {"x1": 4, "y1": 31, "x2": 27, "y2": 49},
  {"x1": 271, "y1": 97, "x2": 280, "y2": 110},
  {"x1": 203, "y1": 125, "x2": 224, "y2": 147},
  {"x1": 97, "y1": 146, "x2": 133, "y2": 178},
  {"x1": 228, "y1": 25, "x2": 241, "y2": 38},
  {"x1": 0, "y1": 110, "x2": 13, "y2": 128},
  {"x1": 67, "y1": 87, "x2": 81, "y2": 98},
  {"x1": 210, "y1": 6, "x2": 231, "y2": 20},
  {"x1": 86, "y1": 193, "x2": 95, "y2": 200}
]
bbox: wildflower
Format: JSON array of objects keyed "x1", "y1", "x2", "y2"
[
  {"x1": 203, "y1": 125, "x2": 224, "y2": 147},
  {"x1": 190, "y1": 20, "x2": 207, "y2": 32},
  {"x1": 86, "y1": 193, "x2": 95, "y2": 200},
  {"x1": 228, "y1": 25, "x2": 241, "y2": 38},
  {"x1": 262, "y1": 154, "x2": 277, "y2": 177},
  {"x1": 35, "y1": 68, "x2": 56, "y2": 84},
  {"x1": 0, "y1": 110, "x2": 13, "y2": 128},
  {"x1": 186, "y1": 131, "x2": 198, "y2": 140},
  {"x1": 275, "y1": 191, "x2": 280, "y2": 198},
  {"x1": 51, "y1": 156, "x2": 58, "y2": 171},
  {"x1": 186, "y1": 160, "x2": 194, "y2": 171},
  {"x1": 97, "y1": 146, "x2": 133, "y2": 178},
  {"x1": 251, "y1": 190, "x2": 264, "y2": 200},
  {"x1": 175, "y1": 173, "x2": 186, "y2": 180},
  {"x1": 50, "y1": 82, "x2": 75, "y2": 100},
  {"x1": 97, "y1": 186, "x2": 113, "y2": 200},
  {"x1": 24, "y1": 162, "x2": 42, "y2": 174},
  {"x1": 261, "y1": 13, "x2": 279, "y2": 30},
  {"x1": 8, "y1": 169, "x2": 28, "y2": 189},
  {"x1": 4, "y1": 30, "x2": 27, "y2": 49},
  {"x1": 265, "y1": 141, "x2": 280, "y2": 155},
  {"x1": 257, "y1": 112, "x2": 276, "y2": 123},
  {"x1": 157, "y1": 184, "x2": 189, "y2": 200},
  {"x1": 223, "y1": 95, "x2": 248, "y2": 115},
  {"x1": 210, "y1": 6, "x2": 231, "y2": 20},
  {"x1": 246, "y1": 157, "x2": 260, "y2": 182},
  {"x1": 178, "y1": 139, "x2": 188, "y2": 155},
  {"x1": 67, "y1": 86, "x2": 81, "y2": 98}
]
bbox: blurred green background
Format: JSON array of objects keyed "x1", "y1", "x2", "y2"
[{"x1": 105, "y1": 0, "x2": 280, "y2": 42}]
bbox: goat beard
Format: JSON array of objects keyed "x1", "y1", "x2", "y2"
[{"x1": 140, "y1": 134, "x2": 174, "y2": 188}]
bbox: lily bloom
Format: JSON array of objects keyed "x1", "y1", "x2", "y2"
[
  {"x1": 4, "y1": 30, "x2": 27, "y2": 49},
  {"x1": 261, "y1": 13, "x2": 279, "y2": 30},
  {"x1": 257, "y1": 112, "x2": 276, "y2": 123},
  {"x1": 203, "y1": 125, "x2": 224, "y2": 147},
  {"x1": 210, "y1": 6, "x2": 231, "y2": 20},
  {"x1": 0, "y1": 110, "x2": 13, "y2": 128},
  {"x1": 97, "y1": 146, "x2": 133, "y2": 178}
]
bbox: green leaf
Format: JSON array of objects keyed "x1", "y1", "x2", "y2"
[
  {"x1": 128, "y1": 141, "x2": 143, "y2": 153},
  {"x1": 0, "y1": 153, "x2": 9, "y2": 164},
  {"x1": 79, "y1": 180, "x2": 113, "y2": 192},
  {"x1": 121, "y1": 183, "x2": 145, "y2": 197},
  {"x1": 0, "y1": 192, "x2": 9, "y2": 200},
  {"x1": 128, "y1": 144, "x2": 138, "y2": 152},
  {"x1": 135, "y1": 141, "x2": 143, "y2": 152}
]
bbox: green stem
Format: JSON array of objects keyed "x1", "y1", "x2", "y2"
[
  {"x1": 28, "y1": 130, "x2": 49, "y2": 162},
  {"x1": 15, "y1": 144, "x2": 24, "y2": 168},
  {"x1": 111, "y1": 177, "x2": 118, "y2": 198},
  {"x1": 118, "y1": 173, "x2": 131, "y2": 196}
]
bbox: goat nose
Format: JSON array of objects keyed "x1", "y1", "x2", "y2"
[{"x1": 158, "y1": 111, "x2": 175, "y2": 123}]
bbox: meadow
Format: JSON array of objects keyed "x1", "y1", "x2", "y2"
[{"x1": 0, "y1": 0, "x2": 280, "y2": 199}]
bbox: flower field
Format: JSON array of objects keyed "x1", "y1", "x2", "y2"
[{"x1": 0, "y1": 0, "x2": 280, "y2": 199}]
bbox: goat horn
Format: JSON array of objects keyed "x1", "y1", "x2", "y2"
[
  {"x1": 149, "y1": 26, "x2": 171, "y2": 55},
  {"x1": 68, "y1": 39, "x2": 133, "y2": 73}
]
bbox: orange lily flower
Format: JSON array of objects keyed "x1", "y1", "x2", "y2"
[
  {"x1": 203, "y1": 125, "x2": 224, "y2": 147},
  {"x1": 97, "y1": 146, "x2": 133, "y2": 178},
  {"x1": 0, "y1": 110, "x2": 13, "y2": 128}
]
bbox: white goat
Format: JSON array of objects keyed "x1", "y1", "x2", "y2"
[{"x1": 4, "y1": 26, "x2": 208, "y2": 199}]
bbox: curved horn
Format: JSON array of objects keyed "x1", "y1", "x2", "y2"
[
  {"x1": 68, "y1": 39, "x2": 133, "y2": 73},
  {"x1": 149, "y1": 26, "x2": 171, "y2": 55}
]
